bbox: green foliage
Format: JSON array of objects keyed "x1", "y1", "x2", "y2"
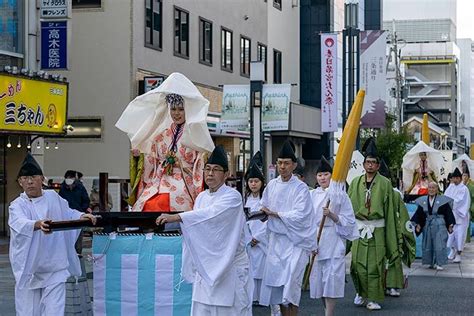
[{"x1": 360, "y1": 116, "x2": 415, "y2": 184}]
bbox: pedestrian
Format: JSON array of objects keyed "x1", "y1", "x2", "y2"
[
  {"x1": 89, "y1": 178, "x2": 113, "y2": 211},
  {"x1": 155, "y1": 145, "x2": 252, "y2": 315},
  {"x1": 309, "y1": 157, "x2": 358, "y2": 316},
  {"x1": 445, "y1": 167, "x2": 470, "y2": 263},
  {"x1": 9, "y1": 153, "x2": 96, "y2": 316},
  {"x1": 116, "y1": 73, "x2": 214, "y2": 212},
  {"x1": 59, "y1": 170, "x2": 90, "y2": 213},
  {"x1": 59, "y1": 169, "x2": 90, "y2": 255},
  {"x1": 348, "y1": 138, "x2": 399, "y2": 310},
  {"x1": 411, "y1": 181, "x2": 455, "y2": 270},
  {"x1": 258, "y1": 140, "x2": 317, "y2": 316}
]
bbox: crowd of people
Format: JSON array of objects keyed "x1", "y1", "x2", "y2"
[{"x1": 8, "y1": 73, "x2": 473, "y2": 316}]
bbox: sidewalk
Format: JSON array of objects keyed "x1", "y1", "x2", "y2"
[{"x1": 343, "y1": 240, "x2": 474, "y2": 278}]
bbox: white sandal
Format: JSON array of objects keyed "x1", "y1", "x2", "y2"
[{"x1": 366, "y1": 301, "x2": 382, "y2": 310}]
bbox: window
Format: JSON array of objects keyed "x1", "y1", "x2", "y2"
[
  {"x1": 273, "y1": 0, "x2": 282, "y2": 10},
  {"x1": 221, "y1": 28, "x2": 233, "y2": 71},
  {"x1": 145, "y1": 0, "x2": 162, "y2": 49},
  {"x1": 174, "y1": 7, "x2": 189, "y2": 58},
  {"x1": 273, "y1": 49, "x2": 282, "y2": 83},
  {"x1": 257, "y1": 43, "x2": 267, "y2": 81},
  {"x1": 72, "y1": 0, "x2": 101, "y2": 8},
  {"x1": 199, "y1": 18, "x2": 213, "y2": 65},
  {"x1": 240, "y1": 36, "x2": 251, "y2": 77}
]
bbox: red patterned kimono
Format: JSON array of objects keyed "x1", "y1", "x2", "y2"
[{"x1": 133, "y1": 123, "x2": 205, "y2": 212}]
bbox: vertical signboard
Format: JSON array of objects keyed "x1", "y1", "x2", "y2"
[
  {"x1": 41, "y1": 21, "x2": 68, "y2": 70},
  {"x1": 321, "y1": 33, "x2": 338, "y2": 132},
  {"x1": 359, "y1": 30, "x2": 387, "y2": 128}
]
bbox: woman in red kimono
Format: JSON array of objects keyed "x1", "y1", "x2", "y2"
[{"x1": 116, "y1": 73, "x2": 215, "y2": 212}]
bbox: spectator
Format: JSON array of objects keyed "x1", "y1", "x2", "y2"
[{"x1": 59, "y1": 170, "x2": 90, "y2": 254}]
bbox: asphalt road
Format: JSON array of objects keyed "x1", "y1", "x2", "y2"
[{"x1": 253, "y1": 275, "x2": 474, "y2": 316}]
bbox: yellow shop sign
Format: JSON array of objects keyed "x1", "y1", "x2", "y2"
[{"x1": 0, "y1": 74, "x2": 68, "y2": 134}]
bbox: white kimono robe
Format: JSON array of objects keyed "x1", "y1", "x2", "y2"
[
  {"x1": 180, "y1": 184, "x2": 252, "y2": 316},
  {"x1": 445, "y1": 183, "x2": 471, "y2": 251},
  {"x1": 8, "y1": 190, "x2": 82, "y2": 316},
  {"x1": 309, "y1": 187, "x2": 359, "y2": 299},
  {"x1": 244, "y1": 195, "x2": 268, "y2": 301},
  {"x1": 258, "y1": 175, "x2": 317, "y2": 306}
]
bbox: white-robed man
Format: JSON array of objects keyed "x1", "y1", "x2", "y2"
[
  {"x1": 259, "y1": 140, "x2": 317, "y2": 316},
  {"x1": 309, "y1": 157, "x2": 359, "y2": 316},
  {"x1": 445, "y1": 167, "x2": 471, "y2": 263},
  {"x1": 156, "y1": 145, "x2": 252, "y2": 315},
  {"x1": 9, "y1": 153, "x2": 96, "y2": 316}
]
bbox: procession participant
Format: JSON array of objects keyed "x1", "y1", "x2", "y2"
[
  {"x1": 9, "y1": 153, "x2": 96, "y2": 316},
  {"x1": 462, "y1": 171, "x2": 474, "y2": 243},
  {"x1": 309, "y1": 157, "x2": 358, "y2": 316},
  {"x1": 155, "y1": 145, "x2": 252, "y2": 315},
  {"x1": 411, "y1": 181, "x2": 455, "y2": 270},
  {"x1": 242, "y1": 152, "x2": 281, "y2": 316},
  {"x1": 445, "y1": 168, "x2": 470, "y2": 263},
  {"x1": 116, "y1": 72, "x2": 214, "y2": 212},
  {"x1": 348, "y1": 138, "x2": 399, "y2": 310},
  {"x1": 378, "y1": 159, "x2": 416, "y2": 297},
  {"x1": 402, "y1": 140, "x2": 444, "y2": 196},
  {"x1": 406, "y1": 152, "x2": 438, "y2": 195},
  {"x1": 258, "y1": 140, "x2": 317, "y2": 316}
]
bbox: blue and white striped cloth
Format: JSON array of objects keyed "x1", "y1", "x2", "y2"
[{"x1": 92, "y1": 233, "x2": 192, "y2": 316}]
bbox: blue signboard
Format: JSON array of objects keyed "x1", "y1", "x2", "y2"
[{"x1": 41, "y1": 21, "x2": 67, "y2": 70}]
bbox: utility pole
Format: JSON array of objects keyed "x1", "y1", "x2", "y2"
[{"x1": 389, "y1": 20, "x2": 404, "y2": 132}]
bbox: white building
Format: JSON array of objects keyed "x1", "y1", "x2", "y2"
[{"x1": 383, "y1": 0, "x2": 466, "y2": 152}]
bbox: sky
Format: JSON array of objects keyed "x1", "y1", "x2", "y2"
[{"x1": 457, "y1": 0, "x2": 474, "y2": 39}]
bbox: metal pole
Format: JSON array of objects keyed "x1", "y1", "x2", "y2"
[
  {"x1": 393, "y1": 32, "x2": 402, "y2": 132},
  {"x1": 342, "y1": 29, "x2": 348, "y2": 128}
]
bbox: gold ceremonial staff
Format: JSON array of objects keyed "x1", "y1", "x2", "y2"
[
  {"x1": 422, "y1": 113, "x2": 429, "y2": 145},
  {"x1": 303, "y1": 89, "x2": 365, "y2": 290}
]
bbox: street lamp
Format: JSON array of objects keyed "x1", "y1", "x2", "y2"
[
  {"x1": 250, "y1": 61, "x2": 265, "y2": 157},
  {"x1": 342, "y1": 1, "x2": 360, "y2": 129}
]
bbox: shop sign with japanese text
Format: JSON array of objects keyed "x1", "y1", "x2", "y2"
[
  {"x1": 41, "y1": 21, "x2": 67, "y2": 70},
  {"x1": 40, "y1": 0, "x2": 68, "y2": 19},
  {"x1": 0, "y1": 74, "x2": 68, "y2": 134},
  {"x1": 320, "y1": 33, "x2": 338, "y2": 132}
]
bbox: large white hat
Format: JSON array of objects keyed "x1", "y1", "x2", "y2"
[
  {"x1": 116, "y1": 72, "x2": 214, "y2": 154},
  {"x1": 401, "y1": 141, "x2": 444, "y2": 190}
]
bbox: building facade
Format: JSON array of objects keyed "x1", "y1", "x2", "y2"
[{"x1": 383, "y1": 0, "x2": 466, "y2": 153}]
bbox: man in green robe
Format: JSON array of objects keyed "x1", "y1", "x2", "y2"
[
  {"x1": 462, "y1": 171, "x2": 474, "y2": 243},
  {"x1": 348, "y1": 138, "x2": 400, "y2": 310},
  {"x1": 379, "y1": 160, "x2": 416, "y2": 297}
]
